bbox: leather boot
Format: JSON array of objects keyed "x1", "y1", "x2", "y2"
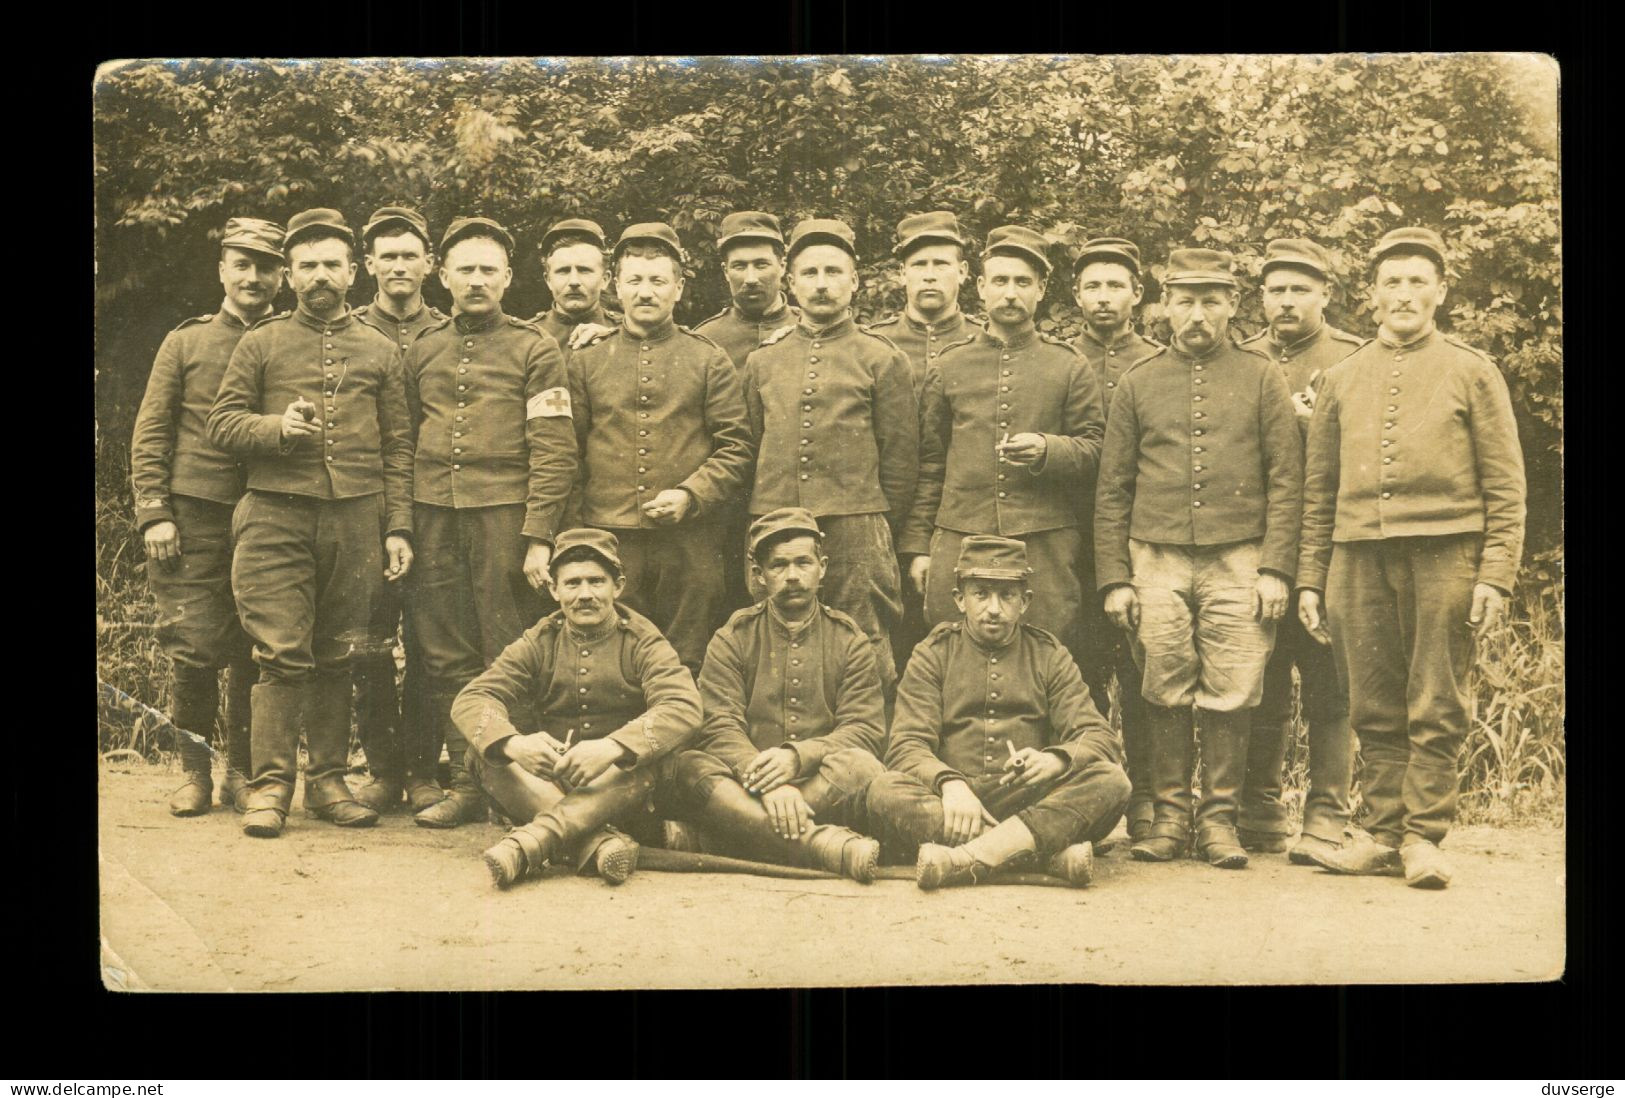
[
  {"x1": 1130, "y1": 704, "x2": 1195, "y2": 862},
  {"x1": 350, "y1": 774, "x2": 404, "y2": 813},
  {"x1": 1046, "y1": 842, "x2": 1096, "y2": 887},
  {"x1": 483, "y1": 822, "x2": 560, "y2": 890},
  {"x1": 415, "y1": 693, "x2": 481, "y2": 829},
  {"x1": 242, "y1": 681, "x2": 304, "y2": 838},
  {"x1": 917, "y1": 815, "x2": 1038, "y2": 890},
  {"x1": 1194, "y1": 707, "x2": 1251, "y2": 869},
  {"x1": 301, "y1": 674, "x2": 378, "y2": 828},
  {"x1": 695, "y1": 778, "x2": 877, "y2": 882},
  {"x1": 576, "y1": 826, "x2": 642, "y2": 885},
  {"x1": 221, "y1": 660, "x2": 255, "y2": 811},
  {"x1": 167, "y1": 672, "x2": 218, "y2": 817}
]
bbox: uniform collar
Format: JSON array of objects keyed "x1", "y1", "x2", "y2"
[
  {"x1": 797, "y1": 313, "x2": 854, "y2": 340},
  {"x1": 622, "y1": 315, "x2": 678, "y2": 343},
  {"x1": 734, "y1": 294, "x2": 793, "y2": 326},
  {"x1": 1266, "y1": 318, "x2": 1326, "y2": 356},
  {"x1": 218, "y1": 299, "x2": 269, "y2": 329},
  {"x1": 1377, "y1": 323, "x2": 1437, "y2": 351},
  {"x1": 1077, "y1": 324, "x2": 1139, "y2": 352},
  {"x1": 902, "y1": 306, "x2": 964, "y2": 335},
  {"x1": 553, "y1": 302, "x2": 609, "y2": 329},
  {"x1": 563, "y1": 614, "x2": 620, "y2": 645},
  {"x1": 295, "y1": 304, "x2": 353, "y2": 332},
  {"x1": 765, "y1": 596, "x2": 819, "y2": 639},
  {"x1": 962, "y1": 622, "x2": 1020, "y2": 657},
  {"x1": 454, "y1": 308, "x2": 506, "y2": 334},
  {"x1": 979, "y1": 323, "x2": 1038, "y2": 351},
  {"x1": 367, "y1": 294, "x2": 429, "y2": 325},
  {"x1": 1168, "y1": 336, "x2": 1229, "y2": 363}
]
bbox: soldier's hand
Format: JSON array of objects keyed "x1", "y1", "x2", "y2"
[
  {"x1": 760, "y1": 784, "x2": 815, "y2": 840},
  {"x1": 1298, "y1": 590, "x2": 1332, "y2": 646},
  {"x1": 569, "y1": 322, "x2": 617, "y2": 350},
  {"x1": 1469, "y1": 582, "x2": 1506, "y2": 638},
  {"x1": 280, "y1": 399, "x2": 319, "y2": 441},
  {"x1": 743, "y1": 746, "x2": 800, "y2": 794},
  {"x1": 1291, "y1": 390, "x2": 1316, "y2": 421},
  {"x1": 1253, "y1": 572, "x2": 1289, "y2": 623},
  {"x1": 995, "y1": 431, "x2": 1048, "y2": 467},
  {"x1": 1103, "y1": 585, "x2": 1140, "y2": 632},
  {"x1": 1000, "y1": 747, "x2": 1065, "y2": 790},
  {"x1": 641, "y1": 489, "x2": 693, "y2": 526},
  {"x1": 143, "y1": 521, "x2": 181, "y2": 568},
  {"x1": 523, "y1": 541, "x2": 553, "y2": 591},
  {"x1": 503, "y1": 732, "x2": 562, "y2": 780},
  {"x1": 555, "y1": 737, "x2": 628, "y2": 789},
  {"x1": 907, "y1": 554, "x2": 930, "y2": 596},
  {"x1": 940, "y1": 779, "x2": 994, "y2": 846},
  {"x1": 384, "y1": 535, "x2": 413, "y2": 582}
]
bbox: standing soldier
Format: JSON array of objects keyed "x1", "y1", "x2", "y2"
[
  {"x1": 463, "y1": 529, "x2": 703, "y2": 889},
  {"x1": 348, "y1": 206, "x2": 447, "y2": 815},
  {"x1": 869, "y1": 211, "x2": 976, "y2": 673},
  {"x1": 867, "y1": 536, "x2": 1131, "y2": 889},
  {"x1": 1235, "y1": 238, "x2": 1367, "y2": 860},
  {"x1": 676, "y1": 508, "x2": 887, "y2": 882},
  {"x1": 208, "y1": 208, "x2": 414, "y2": 838},
  {"x1": 744, "y1": 218, "x2": 919, "y2": 690},
  {"x1": 403, "y1": 216, "x2": 579, "y2": 829},
  {"x1": 531, "y1": 218, "x2": 619, "y2": 351},
  {"x1": 1094, "y1": 248, "x2": 1303, "y2": 869},
  {"x1": 1068, "y1": 237, "x2": 1162, "y2": 842},
  {"x1": 694, "y1": 210, "x2": 800, "y2": 620},
  {"x1": 567, "y1": 223, "x2": 754, "y2": 675},
  {"x1": 1299, "y1": 227, "x2": 1525, "y2": 889},
  {"x1": 131, "y1": 217, "x2": 285, "y2": 816},
  {"x1": 903, "y1": 225, "x2": 1105, "y2": 670}
]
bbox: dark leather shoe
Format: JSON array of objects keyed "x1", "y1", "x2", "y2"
[
  {"x1": 1047, "y1": 842, "x2": 1096, "y2": 887},
  {"x1": 243, "y1": 807, "x2": 286, "y2": 838},
  {"x1": 1130, "y1": 833, "x2": 1186, "y2": 862},
  {"x1": 484, "y1": 837, "x2": 527, "y2": 890},
  {"x1": 1239, "y1": 828, "x2": 1290, "y2": 854},
  {"x1": 220, "y1": 768, "x2": 249, "y2": 813},
  {"x1": 349, "y1": 774, "x2": 404, "y2": 813},
  {"x1": 1305, "y1": 836, "x2": 1404, "y2": 877},
  {"x1": 1401, "y1": 841, "x2": 1453, "y2": 889},
  {"x1": 916, "y1": 843, "x2": 982, "y2": 890},
  {"x1": 415, "y1": 788, "x2": 480, "y2": 829},
  {"x1": 303, "y1": 774, "x2": 379, "y2": 828},
  {"x1": 1199, "y1": 828, "x2": 1250, "y2": 869},
  {"x1": 1289, "y1": 833, "x2": 1342, "y2": 866},
  {"x1": 168, "y1": 773, "x2": 213, "y2": 817},
  {"x1": 405, "y1": 778, "x2": 445, "y2": 813}
]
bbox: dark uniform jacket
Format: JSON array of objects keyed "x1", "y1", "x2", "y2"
[
  {"x1": 694, "y1": 296, "x2": 799, "y2": 369},
  {"x1": 130, "y1": 307, "x2": 255, "y2": 530},
  {"x1": 885, "y1": 620, "x2": 1123, "y2": 794},
  {"x1": 354, "y1": 297, "x2": 447, "y2": 355},
  {"x1": 1239, "y1": 322, "x2": 1367, "y2": 441},
  {"x1": 865, "y1": 309, "x2": 975, "y2": 398},
  {"x1": 532, "y1": 301, "x2": 619, "y2": 353},
  {"x1": 744, "y1": 315, "x2": 919, "y2": 522},
  {"x1": 1297, "y1": 328, "x2": 1526, "y2": 595},
  {"x1": 208, "y1": 306, "x2": 415, "y2": 535},
  {"x1": 1094, "y1": 339, "x2": 1303, "y2": 589},
  {"x1": 567, "y1": 317, "x2": 754, "y2": 528},
  {"x1": 453, "y1": 603, "x2": 702, "y2": 767},
  {"x1": 402, "y1": 309, "x2": 577, "y2": 544},
  {"x1": 693, "y1": 601, "x2": 885, "y2": 780},
  {"x1": 1070, "y1": 326, "x2": 1163, "y2": 418},
  {"x1": 902, "y1": 325, "x2": 1105, "y2": 556}
]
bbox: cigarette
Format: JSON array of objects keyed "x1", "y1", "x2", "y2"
[{"x1": 563, "y1": 729, "x2": 575, "y2": 750}]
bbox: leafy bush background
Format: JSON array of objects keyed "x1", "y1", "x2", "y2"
[{"x1": 94, "y1": 55, "x2": 1562, "y2": 822}]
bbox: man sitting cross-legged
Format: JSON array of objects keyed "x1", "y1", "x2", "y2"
[
  {"x1": 673, "y1": 508, "x2": 887, "y2": 883},
  {"x1": 867, "y1": 535, "x2": 1131, "y2": 889},
  {"x1": 455, "y1": 527, "x2": 702, "y2": 889}
]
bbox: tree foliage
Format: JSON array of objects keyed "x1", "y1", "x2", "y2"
[{"x1": 94, "y1": 54, "x2": 1562, "y2": 563}]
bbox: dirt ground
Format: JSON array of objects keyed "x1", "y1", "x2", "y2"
[{"x1": 99, "y1": 762, "x2": 1565, "y2": 991}]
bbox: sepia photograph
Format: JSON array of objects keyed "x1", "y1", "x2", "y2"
[{"x1": 92, "y1": 52, "x2": 1564, "y2": 992}]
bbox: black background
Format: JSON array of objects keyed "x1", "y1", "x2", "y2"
[{"x1": 42, "y1": 0, "x2": 1606, "y2": 1079}]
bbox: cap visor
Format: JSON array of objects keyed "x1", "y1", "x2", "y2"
[{"x1": 956, "y1": 569, "x2": 1029, "y2": 581}]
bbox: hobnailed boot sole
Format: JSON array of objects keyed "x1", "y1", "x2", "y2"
[
  {"x1": 595, "y1": 836, "x2": 641, "y2": 885},
  {"x1": 1203, "y1": 845, "x2": 1250, "y2": 869},
  {"x1": 1047, "y1": 842, "x2": 1095, "y2": 886},
  {"x1": 916, "y1": 843, "x2": 979, "y2": 890},
  {"x1": 242, "y1": 809, "x2": 286, "y2": 838},
  {"x1": 484, "y1": 840, "x2": 526, "y2": 890},
  {"x1": 842, "y1": 837, "x2": 880, "y2": 884}
]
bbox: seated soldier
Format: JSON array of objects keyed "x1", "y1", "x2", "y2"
[
  {"x1": 675, "y1": 507, "x2": 887, "y2": 882},
  {"x1": 454, "y1": 528, "x2": 703, "y2": 889},
  {"x1": 868, "y1": 535, "x2": 1131, "y2": 889}
]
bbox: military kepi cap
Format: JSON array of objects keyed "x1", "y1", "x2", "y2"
[
  {"x1": 747, "y1": 507, "x2": 824, "y2": 557},
  {"x1": 362, "y1": 206, "x2": 431, "y2": 248},
  {"x1": 954, "y1": 535, "x2": 1034, "y2": 581},
  {"x1": 717, "y1": 211, "x2": 786, "y2": 250},
  {"x1": 787, "y1": 218, "x2": 858, "y2": 262},
  {"x1": 220, "y1": 217, "x2": 286, "y2": 261},
  {"x1": 539, "y1": 218, "x2": 609, "y2": 255},
  {"x1": 1162, "y1": 247, "x2": 1238, "y2": 287},
  {"x1": 551, "y1": 528, "x2": 622, "y2": 575},
  {"x1": 284, "y1": 208, "x2": 354, "y2": 250},
  {"x1": 441, "y1": 216, "x2": 515, "y2": 256},
  {"x1": 893, "y1": 211, "x2": 968, "y2": 258},
  {"x1": 982, "y1": 226, "x2": 1053, "y2": 277},
  {"x1": 1370, "y1": 226, "x2": 1447, "y2": 272},
  {"x1": 614, "y1": 222, "x2": 686, "y2": 264},
  {"x1": 1073, "y1": 237, "x2": 1142, "y2": 278},
  {"x1": 1261, "y1": 238, "x2": 1333, "y2": 280}
]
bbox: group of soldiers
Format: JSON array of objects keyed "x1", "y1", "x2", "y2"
[{"x1": 129, "y1": 201, "x2": 1526, "y2": 893}]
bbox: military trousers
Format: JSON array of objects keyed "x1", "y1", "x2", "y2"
[
  {"x1": 791, "y1": 512, "x2": 904, "y2": 692},
  {"x1": 230, "y1": 490, "x2": 382, "y2": 682},
  {"x1": 604, "y1": 520, "x2": 728, "y2": 676},
  {"x1": 1240, "y1": 610, "x2": 1354, "y2": 842},
  {"x1": 925, "y1": 525, "x2": 1083, "y2": 655},
  {"x1": 353, "y1": 568, "x2": 432, "y2": 782},
  {"x1": 409, "y1": 502, "x2": 543, "y2": 695},
  {"x1": 1327, "y1": 534, "x2": 1480, "y2": 849},
  {"x1": 673, "y1": 746, "x2": 885, "y2": 830},
  {"x1": 1076, "y1": 590, "x2": 1153, "y2": 833},
  {"x1": 150, "y1": 494, "x2": 254, "y2": 673},
  {"x1": 867, "y1": 759, "x2": 1131, "y2": 862}
]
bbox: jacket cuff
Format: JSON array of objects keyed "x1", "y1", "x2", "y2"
[
  {"x1": 134, "y1": 499, "x2": 175, "y2": 532},
  {"x1": 1259, "y1": 549, "x2": 1297, "y2": 584},
  {"x1": 385, "y1": 511, "x2": 414, "y2": 538},
  {"x1": 521, "y1": 516, "x2": 555, "y2": 544},
  {"x1": 265, "y1": 418, "x2": 296, "y2": 454},
  {"x1": 1259, "y1": 565, "x2": 1295, "y2": 584},
  {"x1": 1478, "y1": 567, "x2": 1518, "y2": 597},
  {"x1": 1296, "y1": 557, "x2": 1329, "y2": 593},
  {"x1": 784, "y1": 737, "x2": 830, "y2": 776},
  {"x1": 931, "y1": 767, "x2": 970, "y2": 795},
  {"x1": 1096, "y1": 575, "x2": 1133, "y2": 595}
]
